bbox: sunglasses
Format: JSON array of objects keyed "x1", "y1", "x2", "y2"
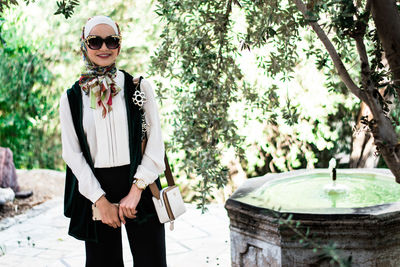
[{"x1": 84, "y1": 35, "x2": 122, "y2": 50}]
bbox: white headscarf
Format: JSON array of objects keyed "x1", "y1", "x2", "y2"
[{"x1": 83, "y1": 15, "x2": 119, "y2": 38}]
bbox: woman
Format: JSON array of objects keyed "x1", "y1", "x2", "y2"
[{"x1": 59, "y1": 15, "x2": 167, "y2": 267}]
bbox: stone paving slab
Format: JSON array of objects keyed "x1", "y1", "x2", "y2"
[{"x1": 0, "y1": 198, "x2": 230, "y2": 267}]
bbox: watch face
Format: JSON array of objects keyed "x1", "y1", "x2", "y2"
[{"x1": 136, "y1": 179, "x2": 146, "y2": 189}]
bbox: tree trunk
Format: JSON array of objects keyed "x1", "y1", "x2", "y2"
[
  {"x1": 369, "y1": 0, "x2": 400, "y2": 181},
  {"x1": 294, "y1": 0, "x2": 400, "y2": 180},
  {"x1": 350, "y1": 102, "x2": 379, "y2": 168},
  {"x1": 371, "y1": 0, "x2": 400, "y2": 97}
]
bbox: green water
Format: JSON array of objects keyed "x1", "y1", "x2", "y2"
[{"x1": 236, "y1": 173, "x2": 400, "y2": 212}]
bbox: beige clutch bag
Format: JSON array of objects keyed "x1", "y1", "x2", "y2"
[{"x1": 92, "y1": 203, "x2": 119, "y2": 221}]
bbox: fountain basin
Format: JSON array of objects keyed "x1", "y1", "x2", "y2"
[{"x1": 225, "y1": 168, "x2": 400, "y2": 267}]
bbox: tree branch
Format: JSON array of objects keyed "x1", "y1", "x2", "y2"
[
  {"x1": 217, "y1": 0, "x2": 233, "y2": 71},
  {"x1": 353, "y1": 35, "x2": 371, "y2": 91},
  {"x1": 352, "y1": 0, "x2": 372, "y2": 93},
  {"x1": 292, "y1": 0, "x2": 367, "y2": 102},
  {"x1": 352, "y1": 35, "x2": 388, "y2": 122}
]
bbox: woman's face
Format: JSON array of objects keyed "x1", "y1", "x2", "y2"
[{"x1": 86, "y1": 24, "x2": 119, "y2": 67}]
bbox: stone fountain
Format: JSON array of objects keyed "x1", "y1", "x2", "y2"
[{"x1": 225, "y1": 166, "x2": 400, "y2": 266}]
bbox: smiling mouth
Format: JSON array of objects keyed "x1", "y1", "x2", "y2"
[{"x1": 97, "y1": 54, "x2": 111, "y2": 58}]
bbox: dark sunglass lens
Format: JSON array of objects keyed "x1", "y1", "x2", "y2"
[
  {"x1": 105, "y1": 37, "x2": 120, "y2": 49},
  {"x1": 88, "y1": 37, "x2": 103, "y2": 50}
]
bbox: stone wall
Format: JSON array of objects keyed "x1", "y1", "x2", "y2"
[{"x1": 226, "y1": 199, "x2": 400, "y2": 267}]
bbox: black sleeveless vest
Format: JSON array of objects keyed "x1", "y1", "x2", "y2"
[{"x1": 63, "y1": 70, "x2": 143, "y2": 242}]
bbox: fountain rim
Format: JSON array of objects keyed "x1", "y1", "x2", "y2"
[{"x1": 228, "y1": 168, "x2": 400, "y2": 218}]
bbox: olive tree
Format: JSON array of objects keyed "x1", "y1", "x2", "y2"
[{"x1": 148, "y1": 0, "x2": 400, "y2": 202}]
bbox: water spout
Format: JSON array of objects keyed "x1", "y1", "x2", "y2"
[
  {"x1": 332, "y1": 168, "x2": 336, "y2": 182},
  {"x1": 324, "y1": 158, "x2": 348, "y2": 204},
  {"x1": 329, "y1": 158, "x2": 337, "y2": 182}
]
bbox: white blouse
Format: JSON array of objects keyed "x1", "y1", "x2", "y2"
[{"x1": 59, "y1": 70, "x2": 165, "y2": 203}]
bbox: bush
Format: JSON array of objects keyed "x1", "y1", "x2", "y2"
[{"x1": 0, "y1": 18, "x2": 61, "y2": 169}]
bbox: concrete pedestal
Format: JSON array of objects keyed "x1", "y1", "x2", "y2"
[{"x1": 225, "y1": 169, "x2": 400, "y2": 267}]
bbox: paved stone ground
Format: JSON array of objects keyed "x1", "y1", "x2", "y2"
[{"x1": 0, "y1": 198, "x2": 230, "y2": 266}]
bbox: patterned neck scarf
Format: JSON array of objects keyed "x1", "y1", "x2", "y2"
[{"x1": 79, "y1": 24, "x2": 122, "y2": 118}]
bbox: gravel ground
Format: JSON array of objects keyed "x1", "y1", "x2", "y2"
[{"x1": 0, "y1": 169, "x2": 65, "y2": 221}]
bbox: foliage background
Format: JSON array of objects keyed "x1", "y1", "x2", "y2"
[
  {"x1": 0, "y1": 0, "x2": 370, "y2": 203},
  {"x1": 0, "y1": 0, "x2": 162, "y2": 168}
]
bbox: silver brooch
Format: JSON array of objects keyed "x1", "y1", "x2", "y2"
[{"x1": 132, "y1": 90, "x2": 146, "y2": 108}]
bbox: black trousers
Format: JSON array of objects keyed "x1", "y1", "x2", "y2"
[{"x1": 85, "y1": 165, "x2": 167, "y2": 267}]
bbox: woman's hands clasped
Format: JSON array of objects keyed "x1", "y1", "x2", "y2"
[
  {"x1": 118, "y1": 183, "x2": 143, "y2": 224},
  {"x1": 95, "y1": 195, "x2": 121, "y2": 229},
  {"x1": 94, "y1": 184, "x2": 142, "y2": 228}
]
